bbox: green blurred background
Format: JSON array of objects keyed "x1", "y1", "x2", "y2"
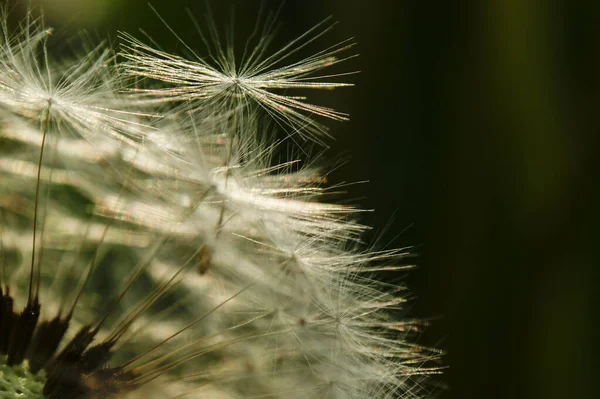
[{"x1": 8, "y1": 0, "x2": 598, "y2": 398}]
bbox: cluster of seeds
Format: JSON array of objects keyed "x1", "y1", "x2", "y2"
[{"x1": 0, "y1": 6, "x2": 441, "y2": 399}]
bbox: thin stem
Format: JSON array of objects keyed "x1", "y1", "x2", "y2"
[{"x1": 29, "y1": 99, "x2": 52, "y2": 305}]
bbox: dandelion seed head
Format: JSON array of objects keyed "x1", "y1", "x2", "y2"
[{"x1": 0, "y1": 4, "x2": 441, "y2": 399}]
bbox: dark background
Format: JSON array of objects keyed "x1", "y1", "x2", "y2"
[{"x1": 9, "y1": 1, "x2": 599, "y2": 398}]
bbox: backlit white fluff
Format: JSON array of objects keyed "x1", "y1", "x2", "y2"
[
  {"x1": 119, "y1": 15, "x2": 355, "y2": 144},
  {"x1": 0, "y1": 5, "x2": 440, "y2": 399},
  {"x1": 0, "y1": 9, "x2": 148, "y2": 147}
]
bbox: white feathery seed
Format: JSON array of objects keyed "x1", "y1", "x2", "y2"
[
  {"x1": 0, "y1": 9, "x2": 149, "y2": 147},
  {"x1": 119, "y1": 8, "x2": 356, "y2": 144}
]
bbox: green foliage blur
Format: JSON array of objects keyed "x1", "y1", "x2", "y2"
[{"x1": 12, "y1": 1, "x2": 598, "y2": 398}]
